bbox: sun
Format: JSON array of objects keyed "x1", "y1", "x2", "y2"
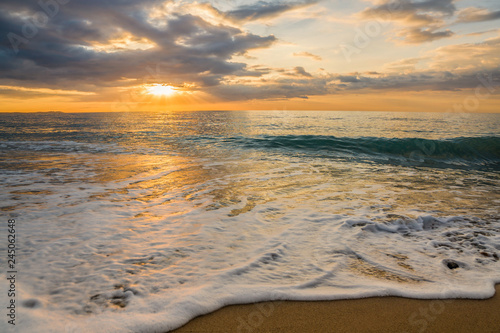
[{"x1": 146, "y1": 84, "x2": 176, "y2": 96}]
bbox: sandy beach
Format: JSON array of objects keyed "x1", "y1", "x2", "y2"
[{"x1": 172, "y1": 285, "x2": 500, "y2": 332}]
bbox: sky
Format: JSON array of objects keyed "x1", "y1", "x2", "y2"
[{"x1": 0, "y1": 0, "x2": 499, "y2": 112}]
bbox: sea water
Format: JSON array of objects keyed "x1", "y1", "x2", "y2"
[{"x1": 0, "y1": 111, "x2": 499, "y2": 332}]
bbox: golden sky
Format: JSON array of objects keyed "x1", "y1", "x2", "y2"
[{"x1": 1, "y1": 0, "x2": 499, "y2": 112}]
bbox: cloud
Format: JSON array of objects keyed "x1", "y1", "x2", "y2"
[
  {"x1": 293, "y1": 51, "x2": 322, "y2": 61},
  {"x1": 328, "y1": 36, "x2": 500, "y2": 93},
  {"x1": 208, "y1": 65, "x2": 499, "y2": 102},
  {"x1": 465, "y1": 29, "x2": 499, "y2": 37},
  {"x1": 327, "y1": 69, "x2": 500, "y2": 94},
  {"x1": 428, "y1": 36, "x2": 500, "y2": 72},
  {"x1": 0, "y1": 85, "x2": 95, "y2": 98},
  {"x1": 0, "y1": 1, "x2": 276, "y2": 92},
  {"x1": 384, "y1": 57, "x2": 423, "y2": 72},
  {"x1": 213, "y1": 35, "x2": 500, "y2": 101},
  {"x1": 361, "y1": 0, "x2": 456, "y2": 24},
  {"x1": 396, "y1": 27, "x2": 454, "y2": 43},
  {"x1": 294, "y1": 66, "x2": 312, "y2": 77},
  {"x1": 223, "y1": 0, "x2": 318, "y2": 22},
  {"x1": 359, "y1": 0, "x2": 456, "y2": 43},
  {"x1": 207, "y1": 74, "x2": 330, "y2": 101},
  {"x1": 457, "y1": 8, "x2": 500, "y2": 23},
  {"x1": 0, "y1": 0, "x2": 498, "y2": 106},
  {"x1": 337, "y1": 75, "x2": 360, "y2": 83}
]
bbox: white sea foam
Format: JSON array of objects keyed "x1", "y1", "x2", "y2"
[{"x1": 1, "y1": 162, "x2": 499, "y2": 333}]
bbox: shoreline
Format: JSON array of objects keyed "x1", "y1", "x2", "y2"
[{"x1": 171, "y1": 285, "x2": 500, "y2": 332}]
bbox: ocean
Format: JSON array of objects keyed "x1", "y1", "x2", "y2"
[{"x1": 1, "y1": 110, "x2": 499, "y2": 332}]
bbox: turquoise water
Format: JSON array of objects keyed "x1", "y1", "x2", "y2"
[
  {"x1": 0, "y1": 111, "x2": 499, "y2": 332},
  {"x1": 1, "y1": 111, "x2": 499, "y2": 169}
]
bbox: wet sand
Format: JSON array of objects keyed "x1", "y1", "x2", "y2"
[{"x1": 171, "y1": 285, "x2": 500, "y2": 332}]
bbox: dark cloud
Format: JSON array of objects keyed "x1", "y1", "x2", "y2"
[
  {"x1": 200, "y1": 66, "x2": 500, "y2": 102},
  {"x1": 0, "y1": 1, "x2": 276, "y2": 91},
  {"x1": 327, "y1": 69, "x2": 500, "y2": 94},
  {"x1": 224, "y1": 0, "x2": 318, "y2": 22}
]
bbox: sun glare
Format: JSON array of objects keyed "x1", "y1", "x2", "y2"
[{"x1": 146, "y1": 84, "x2": 176, "y2": 96}]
